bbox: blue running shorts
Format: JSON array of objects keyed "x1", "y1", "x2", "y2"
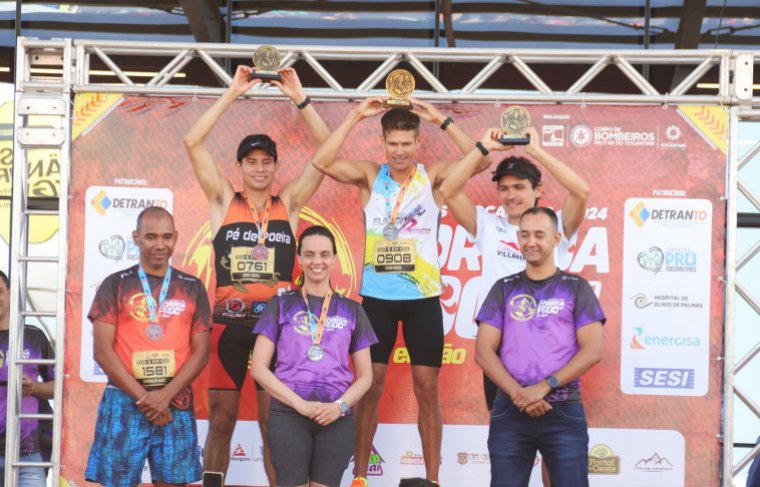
[{"x1": 85, "y1": 387, "x2": 202, "y2": 487}]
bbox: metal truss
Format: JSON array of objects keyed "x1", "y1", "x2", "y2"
[
  {"x1": 725, "y1": 105, "x2": 760, "y2": 485},
  {"x1": 5, "y1": 39, "x2": 71, "y2": 486},
  {"x1": 10, "y1": 37, "x2": 760, "y2": 485},
  {"x1": 16, "y1": 37, "x2": 752, "y2": 105}
]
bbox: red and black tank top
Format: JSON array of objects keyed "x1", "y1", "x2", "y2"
[{"x1": 212, "y1": 193, "x2": 297, "y2": 326}]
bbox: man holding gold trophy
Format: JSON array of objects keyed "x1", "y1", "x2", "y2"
[
  {"x1": 184, "y1": 47, "x2": 331, "y2": 487},
  {"x1": 311, "y1": 69, "x2": 491, "y2": 487},
  {"x1": 440, "y1": 107, "x2": 590, "y2": 486}
]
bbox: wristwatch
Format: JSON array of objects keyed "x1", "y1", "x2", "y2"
[
  {"x1": 546, "y1": 375, "x2": 560, "y2": 391},
  {"x1": 335, "y1": 399, "x2": 350, "y2": 416}
]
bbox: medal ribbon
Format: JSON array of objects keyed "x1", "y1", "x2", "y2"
[
  {"x1": 247, "y1": 195, "x2": 272, "y2": 246},
  {"x1": 301, "y1": 286, "x2": 334, "y2": 347},
  {"x1": 384, "y1": 164, "x2": 417, "y2": 226},
  {"x1": 137, "y1": 264, "x2": 172, "y2": 326}
]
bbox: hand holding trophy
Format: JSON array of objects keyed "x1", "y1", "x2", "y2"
[
  {"x1": 250, "y1": 45, "x2": 282, "y2": 81},
  {"x1": 384, "y1": 69, "x2": 415, "y2": 110},
  {"x1": 499, "y1": 106, "x2": 531, "y2": 145}
]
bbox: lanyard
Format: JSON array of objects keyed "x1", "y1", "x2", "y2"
[
  {"x1": 247, "y1": 195, "x2": 272, "y2": 246},
  {"x1": 301, "y1": 286, "x2": 334, "y2": 347},
  {"x1": 137, "y1": 264, "x2": 172, "y2": 325},
  {"x1": 383, "y1": 164, "x2": 416, "y2": 225}
]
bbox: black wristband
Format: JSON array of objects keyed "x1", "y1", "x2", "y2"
[
  {"x1": 440, "y1": 116, "x2": 454, "y2": 131},
  {"x1": 296, "y1": 96, "x2": 312, "y2": 110},
  {"x1": 475, "y1": 141, "x2": 489, "y2": 156}
]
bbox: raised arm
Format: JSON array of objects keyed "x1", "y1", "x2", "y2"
[
  {"x1": 310, "y1": 97, "x2": 386, "y2": 187},
  {"x1": 272, "y1": 67, "x2": 330, "y2": 145},
  {"x1": 440, "y1": 128, "x2": 514, "y2": 235},
  {"x1": 524, "y1": 127, "x2": 589, "y2": 237},
  {"x1": 410, "y1": 98, "x2": 491, "y2": 184},
  {"x1": 184, "y1": 66, "x2": 257, "y2": 211},
  {"x1": 275, "y1": 68, "x2": 332, "y2": 215}
]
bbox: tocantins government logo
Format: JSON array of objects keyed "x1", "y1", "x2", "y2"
[
  {"x1": 509, "y1": 294, "x2": 536, "y2": 321},
  {"x1": 182, "y1": 207, "x2": 359, "y2": 298}
]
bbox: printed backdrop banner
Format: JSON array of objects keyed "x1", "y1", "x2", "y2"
[{"x1": 63, "y1": 95, "x2": 727, "y2": 487}]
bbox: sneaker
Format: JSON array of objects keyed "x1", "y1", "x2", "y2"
[{"x1": 350, "y1": 477, "x2": 368, "y2": 487}]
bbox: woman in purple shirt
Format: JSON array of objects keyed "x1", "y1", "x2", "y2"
[{"x1": 252, "y1": 225, "x2": 377, "y2": 487}]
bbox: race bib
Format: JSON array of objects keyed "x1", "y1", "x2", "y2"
[
  {"x1": 373, "y1": 239, "x2": 416, "y2": 273},
  {"x1": 132, "y1": 350, "x2": 176, "y2": 387},
  {"x1": 230, "y1": 246, "x2": 276, "y2": 282}
]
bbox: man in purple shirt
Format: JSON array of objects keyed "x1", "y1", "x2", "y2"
[
  {"x1": 475, "y1": 208, "x2": 605, "y2": 487},
  {"x1": 0, "y1": 270, "x2": 55, "y2": 487}
]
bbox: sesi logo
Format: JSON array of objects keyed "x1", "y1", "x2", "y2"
[{"x1": 634, "y1": 367, "x2": 694, "y2": 389}]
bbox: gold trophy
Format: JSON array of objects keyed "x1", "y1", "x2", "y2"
[
  {"x1": 250, "y1": 45, "x2": 282, "y2": 81},
  {"x1": 384, "y1": 69, "x2": 415, "y2": 110},
  {"x1": 499, "y1": 106, "x2": 531, "y2": 145}
]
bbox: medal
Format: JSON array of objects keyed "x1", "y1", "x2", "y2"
[
  {"x1": 302, "y1": 286, "x2": 334, "y2": 363},
  {"x1": 146, "y1": 323, "x2": 163, "y2": 341},
  {"x1": 383, "y1": 164, "x2": 416, "y2": 240},
  {"x1": 252, "y1": 244, "x2": 269, "y2": 260},
  {"x1": 382, "y1": 223, "x2": 399, "y2": 240},
  {"x1": 247, "y1": 195, "x2": 272, "y2": 257},
  {"x1": 137, "y1": 264, "x2": 172, "y2": 343},
  {"x1": 307, "y1": 344, "x2": 324, "y2": 362}
]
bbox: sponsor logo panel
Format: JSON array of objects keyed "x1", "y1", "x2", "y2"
[{"x1": 621, "y1": 198, "x2": 712, "y2": 397}]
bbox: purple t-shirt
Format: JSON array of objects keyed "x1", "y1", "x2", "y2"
[
  {"x1": 476, "y1": 270, "x2": 605, "y2": 401},
  {"x1": 253, "y1": 290, "x2": 378, "y2": 404},
  {"x1": 0, "y1": 326, "x2": 55, "y2": 455}
]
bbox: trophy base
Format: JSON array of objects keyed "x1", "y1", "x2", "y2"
[
  {"x1": 383, "y1": 98, "x2": 412, "y2": 110},
  {"x1": 250, "y1": 70, "x2": 281, "y2": 82},
  {"x1": 499, "y1": 134, "x2": 531, "y2": 145}
]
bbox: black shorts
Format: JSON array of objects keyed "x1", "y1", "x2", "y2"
[
  {"x1": 361, "y1": 296, "x2": 444, "y2": 368},
  {"x1": 209, "y1": 323, "x2": 274, "y2": 391}
]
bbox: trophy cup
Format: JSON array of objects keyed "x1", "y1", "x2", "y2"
[
  {"x1": 384, "y1": 69, "x2": 415, "y2": 110},
  {"x1": 499, "y1": 106, "x2": 531, "y2": 145},
  {"x1": 250, "y1": 45, "x2": 282, "y2": 81}
]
